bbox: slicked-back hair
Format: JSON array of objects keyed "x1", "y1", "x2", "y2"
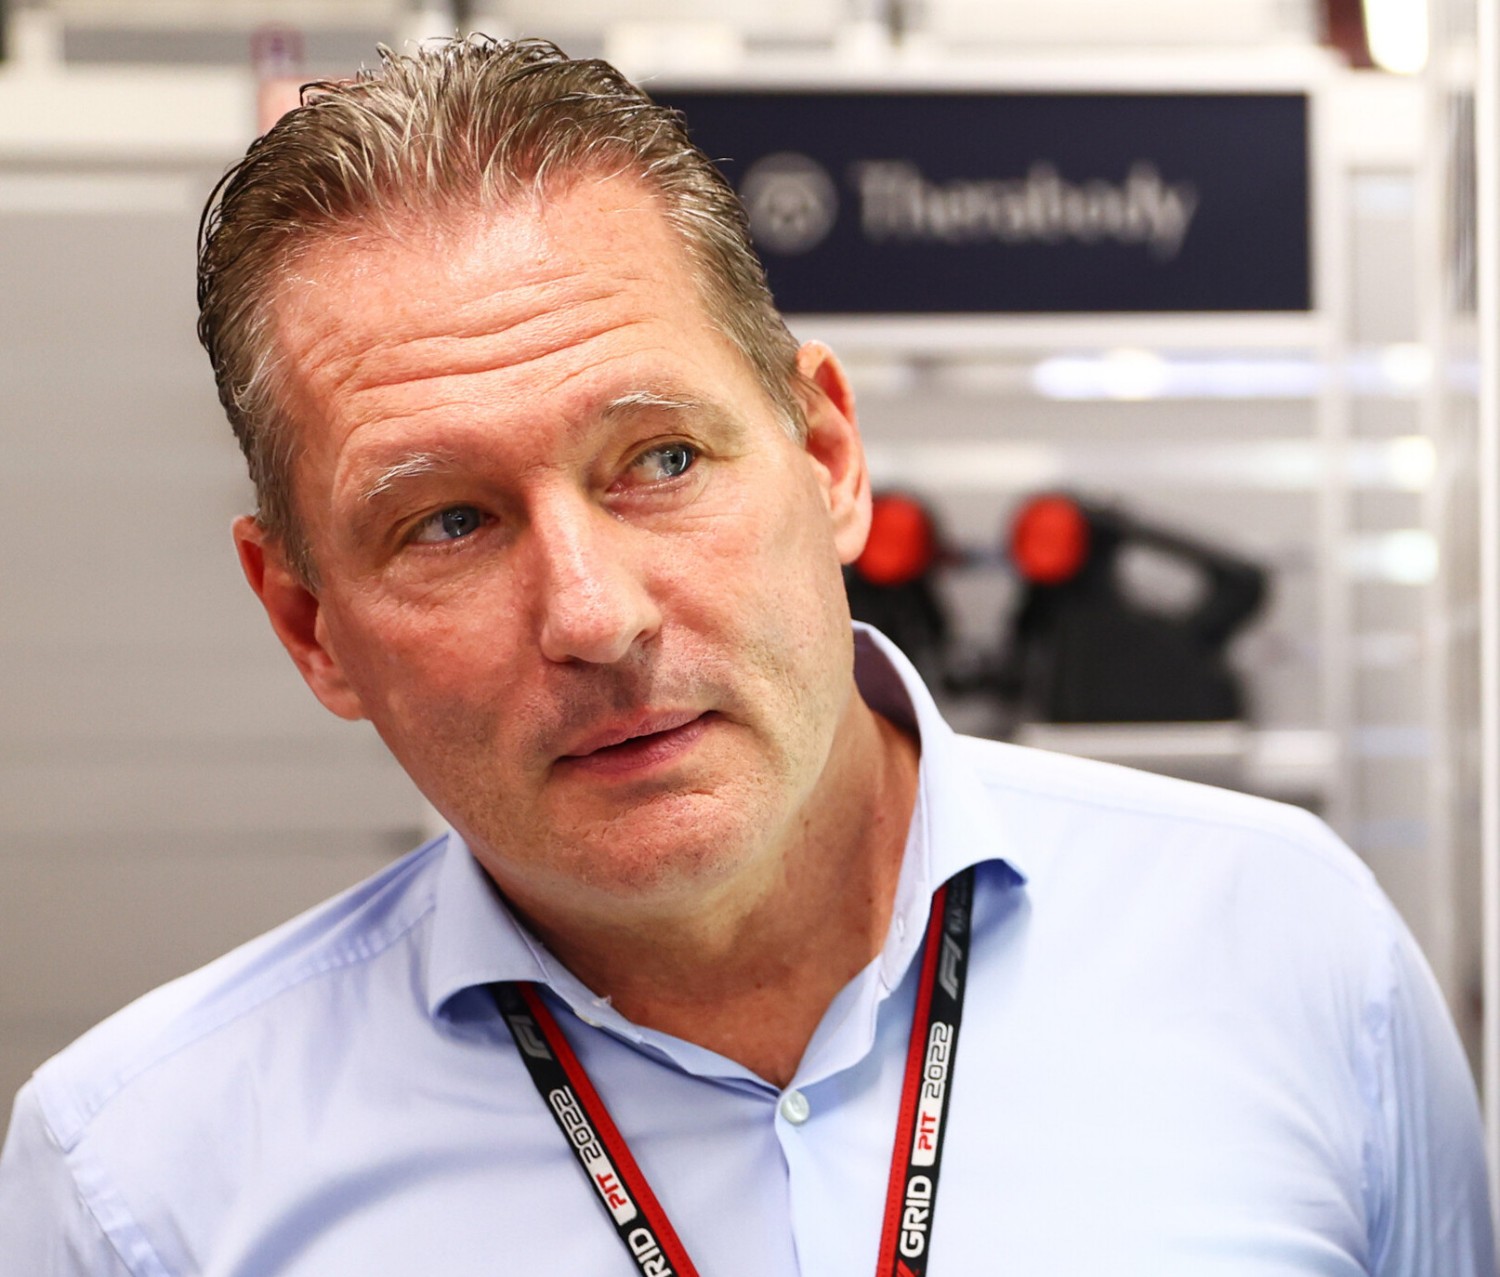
[{"x1": 197, "y1": 35, "x2": 802, "y2": 585}]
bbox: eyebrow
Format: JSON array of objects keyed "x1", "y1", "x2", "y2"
[
  {"x1": 358, "y1": 450, "x2": 459, "y2": 507},
  {"x1": 353, "y1": 391, "x2": 726, "y2": 508},
  {"x1": 599, "y1": 389, "x2": 711, "y2": 422},
  {"x1": 602, "y1": 390, "x2": 747, "y2": 446}
]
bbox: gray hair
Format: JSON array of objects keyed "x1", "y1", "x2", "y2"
[{"x1": 197, "y1": 35, "x2": 803, "y2": 585}]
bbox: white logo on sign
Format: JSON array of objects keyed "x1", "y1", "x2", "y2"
[
  {"x1": 740, "y1": 152, "x2": 838, "y2": 255},
  {"x1": 852, "y1": 160, "x2": 1200, "y2": 260}
]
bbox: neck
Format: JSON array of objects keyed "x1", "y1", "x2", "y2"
[{"x1": 517, "y1": 701, "x2": 920, "y2": 1087}]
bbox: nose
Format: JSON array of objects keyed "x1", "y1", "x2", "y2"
[{"x1": 532, "y1": 496, "x2": 662, "y2": 666}]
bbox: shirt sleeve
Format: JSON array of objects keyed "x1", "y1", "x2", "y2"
[
  {"x1": 1368, "y1": 907, "x2": 1497, "y2": 1277},
  {"x1": 0, "y1": 1081, "x2": 137, "y2": 1277}
]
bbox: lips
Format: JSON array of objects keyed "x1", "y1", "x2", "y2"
[{"x1": 558, "y1": 709, "x2": 709, "y2": 761}]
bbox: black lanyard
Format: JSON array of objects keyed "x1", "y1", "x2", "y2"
[{"x1": 492, "y1": 866, "x2": 974, "y2": 1277}]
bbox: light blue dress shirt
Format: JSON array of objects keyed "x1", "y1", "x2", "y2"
[{"x1": 0, "y1": 627, "x2": 1493, "y2": 1275}]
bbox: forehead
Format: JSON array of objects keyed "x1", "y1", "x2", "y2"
[
  {"x1": 275, "y1": 173, "x2": 691, "y2": 324},
  {"x1": 268, "y1": 175, "x2": 743, "y2": 444}
]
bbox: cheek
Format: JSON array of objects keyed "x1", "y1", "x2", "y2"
[
  {"x1": 683, "y1": 496, "x2": 852, "y2": 712},
  {"x1": 323, "y1": 594, "x2": 526, "y2": 749},
  {"x1": 715, "y1": 486, "x2": 849, "y2": 667},
  {"x1": 702, "y1": 463, "x2": 845, "y2": 591}
]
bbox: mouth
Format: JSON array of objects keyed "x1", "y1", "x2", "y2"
[{"x1": 555, "y1": 710, "x2": 716, "y2": 778}]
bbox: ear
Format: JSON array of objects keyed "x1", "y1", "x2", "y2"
[
  {"x1": 232, "y1": 516, "x2": 367, "y2": 722},
  {"x1": 794, "y1": 341, "x2": 872, "y2": 565}
]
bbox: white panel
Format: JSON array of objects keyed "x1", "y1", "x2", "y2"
[
  {"x1": 921, "y1": 0, "x2": 1314, "y2": 46},
  {"x1": 0, "y1": 67, "x2": 253, "y2": 160},
  {"x1": 2, "y1": 752, "x2": 423, "y2": 835},
  {"x1": 504, "y1": 0, "x2": 844, "y2": 41},
  {"x1": 1474, "y1": 0, "x2": 1500, "y2": 1197},
  {"x1": 1, "y1": 644, "x2": 356, "y2": 743},
  {"x1": 52, "y1": 0, "x2": 403, "y2": 22}
]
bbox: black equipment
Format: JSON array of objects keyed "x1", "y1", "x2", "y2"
[{"x1": 997, "y1": 495, "x2": 1267, "y2": 723}]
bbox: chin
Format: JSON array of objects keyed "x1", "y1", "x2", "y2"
[{"x1": 558, "y1": 792, "x2": 783, "y2": 902}]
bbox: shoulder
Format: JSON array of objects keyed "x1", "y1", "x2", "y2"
[
  {"x1": 948, "y1": 736, "x2": 1420, "y2": 1086},
  {"x1": 942, "y1": 740, "x2": 1493, "y2": 1273},
  {"x1": 28, "y1": 837, "x2": 446, "y2": 1157},
  {"x1": 952, "y1": 734, "x2": 1386, "y2": 931}
]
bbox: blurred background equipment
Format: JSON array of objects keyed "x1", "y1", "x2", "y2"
[
  {"x1": 998, "y1": 494, "x2": 1268, "y2": 724},
  {"x1": 845, "y1": 490, "x2": 1269, "y2": 728}
]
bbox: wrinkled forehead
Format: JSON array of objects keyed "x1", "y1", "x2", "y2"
[
  {"x1": 262, "y1": 175, "x2": 760, "y2": 473},
  {"x1": 264, "y1": 173, "x2": 714, "y2": 379}
]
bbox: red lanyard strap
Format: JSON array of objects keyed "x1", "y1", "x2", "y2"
[
  {"x1": 492, "y1": 866, "x2": 975, "y2": 1277},
  {"x1": 875, "y1": 868, "x2": 973, "y2": 1277},
  {"x1": 492, "y1": 980, "x2": 702, "y2": 1277}
]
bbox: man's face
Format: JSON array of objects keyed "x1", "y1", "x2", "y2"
[{"x1": 240, "y1": 176, "x2": 872, "y2": 922}]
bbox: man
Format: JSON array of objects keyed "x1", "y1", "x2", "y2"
[{"x1": 0, "y1": 36, "x2": 1492, "y2": 1276}]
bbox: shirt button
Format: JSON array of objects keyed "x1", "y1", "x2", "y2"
[{"x1": 779, "y1": 1089, "x2": 811, "y2": 1126}]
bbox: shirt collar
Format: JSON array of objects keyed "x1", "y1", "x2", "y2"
[
  {"x1": 849, "y1": 623, "x2": 1029, "y2": 990},
  {"x1": 425, "y1": 622, "x2": 1027, "y2": 1019},
  {"x1": 425, "y1": 833, "x2": 548, "y2": 1018}
]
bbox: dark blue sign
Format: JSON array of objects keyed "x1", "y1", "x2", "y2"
[{"x1": 654, "y1": 90, "x2": 1311, "y2": 314}]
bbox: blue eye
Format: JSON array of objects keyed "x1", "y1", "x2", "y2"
[
  {"x1": 412, "y1": 505, "x2": 487, "y2": 544},
  {"x1": 635, "y1": 443, "x2": 696, "y2": 482}
]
